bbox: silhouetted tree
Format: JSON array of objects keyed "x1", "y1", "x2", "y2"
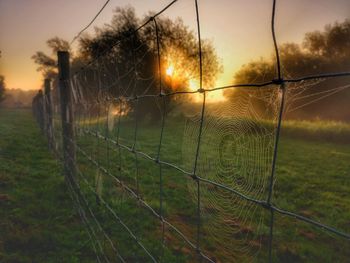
[
  {"x1": 32, "y1": 37, "x2": 75, "y2": 108},
  {"x1": 78, "y1": 7, "x2": 221, "y2": 120},
  {"x1": 32, "y1": 37, "x2": 71, "y2": 79},
  {"x1": 304, "y1": 20, "x2": 350, "y2": 59},
  {"x1": 225, "y1": 19, "x2": 350, "y2": 120},
  {"x1": 231, "y1": 19, "x2": 350, "y2": 84},
  {"x1": 32, "y1": 7, "x2": 222, "y2": 121}
]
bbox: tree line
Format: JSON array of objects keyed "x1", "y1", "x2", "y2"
[
  {"x1": 228, "y1": 19, "x2": 350, "y2": 120},
  {"x1": 32, "y1": 7, "x2": 221, "y2": 120},
  {"x1": 32, "y1": 7, "x2": 350, "y2": 121}
]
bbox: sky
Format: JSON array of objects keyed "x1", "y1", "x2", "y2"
[{"x1": 0, "y1": 0, "x2": 349, "y2": 91}]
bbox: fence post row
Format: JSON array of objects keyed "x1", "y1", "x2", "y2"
[
  {"x1": 57, "y1": 51, "x2": 77, "y2": 182},
  {"x1": 44, "y1": 78, "x2": 53, "y2": 149},
  {"x1": 32, "y1": 89, "x2": 44, "y2": 131}
]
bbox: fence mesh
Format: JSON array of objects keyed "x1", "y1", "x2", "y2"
[{"x1": 32, "y1": 0, "x2": 350, "y2": 262}]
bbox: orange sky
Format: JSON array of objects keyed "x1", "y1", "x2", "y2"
[{"x1": 0, "y1": 0, "x2": 349, "y2": 91}]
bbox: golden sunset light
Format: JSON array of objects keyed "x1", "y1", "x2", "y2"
[
  {"x1": 1, "y1": 1, "x2": 350, "y2": 262},
  {"x1": 1, "y1": 0, "x2": 349, "y2": 93},
  {"x1": 166, "y1": 65, "x2": 174, "y2": 77}
]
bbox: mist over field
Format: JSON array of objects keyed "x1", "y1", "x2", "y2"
[{"x1": 0, "y1": 89, "x2": 37, "y2": 108}]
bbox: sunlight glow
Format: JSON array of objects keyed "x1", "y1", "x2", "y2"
[
  {"x1": 164, "y1": 50, "x2": 226, "y2": 103},
  {"x1": 188, "y1": 78, "x2": 226, "y2": 103},
  {"x1": 207, "y1": 90, "x2": 226, "y2": 103},
  {"x1": 166, "y1": 65, "x2": 174, "y2": 76},
  {"x1": 113, "y1": 108, "x2": 128, "y2": 116},
  {"x1": 189, "y1": 79, "x2": 199, "y2": 91}
]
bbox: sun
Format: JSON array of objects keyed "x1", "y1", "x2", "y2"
[
  {"x1": 166, "y1": 65, "x2": 174, "y2": 76},
  {"x1": 164, "y1": 59, "x2": 225, "y2": 103}
]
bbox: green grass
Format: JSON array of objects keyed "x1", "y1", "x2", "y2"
[
  {"x1": 0, "y1": 109, "x2": 96, "y2": 263},
  {"x1": 278, "y1": 119, "x2": 350, "y2": 144},
  {"x1": 273, "y1": 136, "x2": 350, "y2": 262},
  {"x1": 1, "y1": 108, "x2": 349, "y2": 262},
  {"x1": 71, "y1": 110, "x2": 350, "y2": 262}
]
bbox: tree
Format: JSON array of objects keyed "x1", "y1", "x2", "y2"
[
  {"x1": 77, "y1": 7, "x2": 221, "y2": 120},
  {"x1": 231, "y1": 19, "x2": 350, "y2": 84},
  {"x1": 32, "y1": 37, "x2": 73, "y2": 108},
  {"x1": 31, "y1": 37, "x2": 71, "y2": 79},
  {"x1": 76, "y1": 7, "x2": 144, "y2": 107},
  {"x1": 225, "y1": 19, "x2": 350, "y2": 120},
  {"x1": 304, "y1": 19, "x2": 350, "y2": 59}
]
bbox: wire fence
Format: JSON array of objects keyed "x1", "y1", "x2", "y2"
[{"x1": 32, "y1": 0, "x2": 350, "y2": 262}]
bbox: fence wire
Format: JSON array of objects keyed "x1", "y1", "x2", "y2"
[{"x1": 32, "y1": 0, "x2": 350, "y2": 262}]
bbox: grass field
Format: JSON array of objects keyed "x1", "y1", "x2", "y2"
[
  {"x1": 70, "y1": 103, "x2": 350, "y2": 262},
  {"x1": 1, "y1": 108, "x2": 349, "y2": 262},
  {"x1": 0, "y1": 109, "x2": 96, "y2": 262}
]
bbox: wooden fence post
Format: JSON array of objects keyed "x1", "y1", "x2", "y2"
[
  {"x1": 57, "y1": 51, "x2": 76, "y2": 182},
  {"x1": 44, "y1": 78, "x2": 53, "y2": 149},
  {"x1": 38, "y1": 90, "x2": 45, "y2": 132}
]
